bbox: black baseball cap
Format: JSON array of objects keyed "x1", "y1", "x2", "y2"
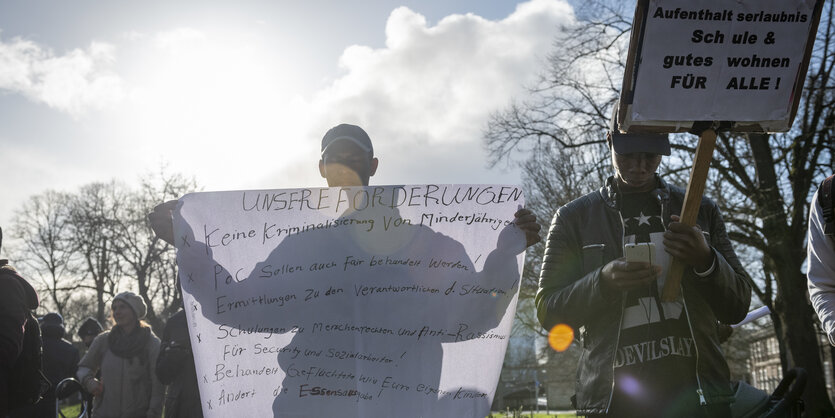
[
  {"x1": 77, "y1": 317, "x2": 103, "y2": 337},
  {"x1": 609, "y1": 108, "x2": 671, "y2": 156},
  {"x1": 321, "y1": 124, "x2": 374, "y2": 156}
]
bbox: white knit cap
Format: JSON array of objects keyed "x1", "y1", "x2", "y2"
[{"x1": 113, "y1": 291, "x2": 147, "y2": 319}]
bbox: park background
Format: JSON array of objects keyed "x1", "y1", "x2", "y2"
[{"x1": 0, "y1": 0, "x2": 833, "y2": 415}]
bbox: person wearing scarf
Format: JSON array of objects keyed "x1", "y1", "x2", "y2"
[{"x1": 77, "y1": 291, "x2": 163, "y2": 418}]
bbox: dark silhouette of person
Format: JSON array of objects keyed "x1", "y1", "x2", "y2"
[
  {"x1": 1, "y1": 226, "x2": 43, "y2": 417},
  {"x1": 156, "y1": 309, "x2": 203, "y2": 418},
  {"x1": 37, "y1": 313, "x2": 80, "y2": 418}
]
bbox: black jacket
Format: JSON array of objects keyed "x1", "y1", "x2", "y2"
[
  {"x1": 156, "y1": 309, "x2": 203, "y2": 418},
  {"x1": 37, "y1": 322, "x2": 80, "y2": 418},
  {"x1": 535, "y1": 176, "x2": 751, "y2": 415},
  {"x1": 0, "y1": 261, "x2": 39, "y2": 416}
]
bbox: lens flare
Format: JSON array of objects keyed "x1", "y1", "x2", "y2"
[
  {"x1": 618, "y1": 374, "x2": 643, "y2": 397},
  {"x1": 548, "y1": 323, "x2": 574, "y2": 352}
]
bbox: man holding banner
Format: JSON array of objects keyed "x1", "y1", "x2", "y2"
[
  {"x1": 148, "y1": 123, "x2": 541, "y2": 417},
  {"x1": 535, "y1": 124, "x2": 751, "y2": 417}
]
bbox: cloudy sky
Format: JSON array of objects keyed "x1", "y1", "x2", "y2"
[{"x1": 0, "y1": 0, "x2": 577, "y2": 229}]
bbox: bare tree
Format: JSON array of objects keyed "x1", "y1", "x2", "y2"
[
  {"x1": 9, "y1": 191, "x2": 81, "y2": 318},
  {"x1": 8, "y1": 170, "x2": 199, "y2": 336},
  {"x1": 513, "y1": 143, "x2": 608, "y2": 336},
  {"x1": 486, "y1": 1, "x2": 835, "y2": 414},
  {"x1": 68, "y1": 182, "x2": 127, "y2": 324},
  {"x1": 112, "y1": 170, "x2": 198, "y2": 333}
]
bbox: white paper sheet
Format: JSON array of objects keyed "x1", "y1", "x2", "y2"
[
  {"x1": 173, "y1": 184, "x2": 526, "y2": 417},
  {"x1": 631, "y1": 0, "x2": 817, "y2": 122}
]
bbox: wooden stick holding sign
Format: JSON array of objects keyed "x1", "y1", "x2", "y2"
[{"x1": 660, "y1": 129, "x2": 716, "y2": 302}]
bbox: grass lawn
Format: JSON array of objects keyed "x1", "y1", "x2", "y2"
[{"x1": 59, "y1": 403, "x2": 81, "y2": 417}]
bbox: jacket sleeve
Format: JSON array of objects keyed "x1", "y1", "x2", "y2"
[
  {"x1": 0, "y1": 273, "x2": 27, "y2": 371},
  {"x1": 689, "y1": 203, "x2": 752, "y2": 324},
  {"x1": 808, "y1": 191, "x2": 835, "y2": 346},
  {"x1": 535, "y1": 209, "x2": 616, "y2": 331},
  {"x1": 0, "y1": 273, "x2": 27, "y2": 416},
  {"x1": 77, "y1": 333, "x2": 107, "y2": 388},
  {"x1": 147, "y1": 336, "x2": 164, "y2": 418}
]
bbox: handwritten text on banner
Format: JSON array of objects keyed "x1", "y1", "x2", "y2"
[{"x1": 173, "y1": 184, "x2": 526, "y2": 417}]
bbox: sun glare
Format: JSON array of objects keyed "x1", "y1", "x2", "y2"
[{"x1": 121, "y1": 27, "x2": 313, "y2": 189}]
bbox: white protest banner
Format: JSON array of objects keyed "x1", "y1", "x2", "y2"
[
  {"x1": 173, "y1": 184, "x2": 526, "y2": 417},
  {"x1": 620, "y1": 0, "x2": 822, "y2": 131}
]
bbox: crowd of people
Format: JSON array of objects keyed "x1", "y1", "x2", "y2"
[
  {"x1": 0, "y1": 286, "x2": 193, "y2": 418},
  {"x1": 0, "y1": 121, "x2": 832, "y2": 417}
]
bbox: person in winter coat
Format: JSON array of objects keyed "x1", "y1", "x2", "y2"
[
  {"x1": 156, "y1": 309, "x2": 202, "y2": 418},
  {"x1": 37, "y1": 312, "x2": 80, "y2": 418},
  {"x1": 77, "y1": 291, "x2": 163, "y2": 418}
]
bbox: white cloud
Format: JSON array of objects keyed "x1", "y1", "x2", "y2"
[
  {"x1": 153, "y1": 27, "x2": 206, "y2": 50},
  {"x1": 296, "y1": 0, "x2": 575, "y2": 184},
  {"x1": 122, "y1": 31, "x2": 147, "y2": 41},
  {"x1": 0, "y1": 34, "x2": 125, "y2": 116},
  {"x1": 0, "y1": 0, "x2": 577, "y2": 229}
]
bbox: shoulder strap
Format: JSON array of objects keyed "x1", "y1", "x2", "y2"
[{"x1": 819, "y1": 174, "x2": 834, "y2": 236}]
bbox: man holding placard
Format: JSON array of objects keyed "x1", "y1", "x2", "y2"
[
  {"x1": 148, "y1": 124, "x2": 541, "y2": 417},
  {"x1": 535, "y1": 118, "x2": 751, "y2": 417}
]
